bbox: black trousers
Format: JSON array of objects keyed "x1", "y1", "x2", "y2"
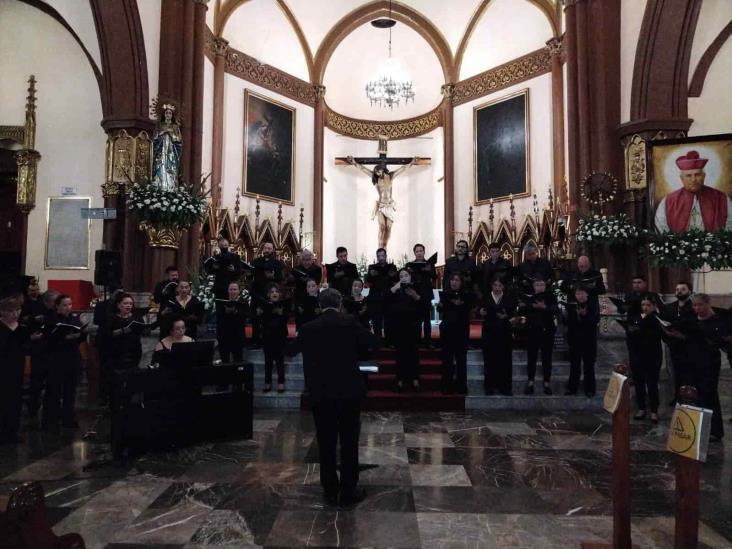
[
  {"x1": 393, "y1": 321, "x2": 420, "y2": 383},
  {"x1": 420, "y1": 306, "x2": 432, "y2": 343},
  {"x1": 371, "y1": 307, "x2": 387, "y2": 341},
  {"x1": 483, "y1": 333, "x2": 513, "y2": 395},
  {"x1": 263, "y1": 339, "x2": 285, "y2": 384},
  {"x1": 526, "y1": 328, "x2": 555, "y2": 383},
  {"x1": 218, "y1": 337, "x2": 245, "y2": 363},
  {"x1": 667, "y1": 344, "x2": 690, "y2": 402},
  {"x1": 0, "y1": 357, "x2": 24, "y2": 439},
  {"x1": 630, "y1": 349, "x2": 661, "y2": 413},
  {"x1": 27, "y1": 351, "x2": 48, "y2": 414},
  {"x1": 42, "y1": 356, "x2": 79, "y2": 427},
  {"x1": 697, "y1": 359, "x2": 723, "y2": 439},
  {"x1": 567, "y1": 330, "x2": 597, "y2": 394},
  {"x1": 312, "y1": 398, "x2": 361, "y2": 496},
  {"x1": 440, "y1": 323, "x2": 468, "y2": 391}
]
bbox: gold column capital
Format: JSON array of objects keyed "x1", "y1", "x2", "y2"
[
  {"x1": 545, "y1": 36, "x2": 563, "y2": 57},
  {"x1": 314, "y1": 84, "x2": 326, "y2": 102},
  {"x1": 213, "y1": 37, "x2": 229, "y2": 57},
  {"x1": 441, "y1": 83, "x2": 455, "y2": 103}
]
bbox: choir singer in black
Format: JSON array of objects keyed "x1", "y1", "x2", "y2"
[
  {"x1": 365, "y1": 248, "x2": 398, "y2": 342},
  {"x1": 216, "y1": 282, "x2": 249, "y2": 363},
  {"x1": 291, "y1": 249, "x2": 322, "y2": 304},
  {"x1": 0, "y1": 297, "x2": 30, "y2": 444},
  {"x1": 386, "y1": 269, "x2": 424, "y2": 391},
  {"x1": 519, "y1": 278, "x2": 557, "y2": 395},
  {"x1": 153, "y1": 266, "x2": 179, "y2": 305},
  {"x1": 298, "y1": 288, "x2": 375, "y2": 506},
  {"x1": 481, "y1": 243, "x2": 511, "y2": 297},
  {"x1": 406, "y1": 244, "x2": 437, "y2": 347},
  {"x1": 443, "y1": 240, "x2": 476, "y2": 293},
  {"x1": 204, "y1": 237, "x2": 252, "y2": 299},
  {"x1": 480, "y1": 278, "x2": 515, "y2": 396},
  {"x1": 251, "y1": 242, "x2": 285, "y2": 346},
  {"x1": 564, "y1": 286, "x2": 600, "y2": 397},
  {"x1": 438, "y1": 273, "x2": 474, "y2": 394},
  {"x1": 326, "y1": 247, "x2": 359, "y2": 296}
]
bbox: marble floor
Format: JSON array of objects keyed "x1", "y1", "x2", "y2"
[{"x1": 0, "y1": 403, "x2": 731, "y2": 548}]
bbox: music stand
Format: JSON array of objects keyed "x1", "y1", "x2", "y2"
[{"x1": 170, "y1": 340, "x2": 215, "y2": 369}]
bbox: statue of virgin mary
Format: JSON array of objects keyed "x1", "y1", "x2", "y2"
[{"x1": 152, "y1": 103, "x2": 182, "y2": 190}]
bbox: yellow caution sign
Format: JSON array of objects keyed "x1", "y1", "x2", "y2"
[
  {"x1": 603, "y1": 372, "x2": 627, "y2": 414},
  {"x1": 666, "y1": 404, "x2": 712, "y2": 462}
]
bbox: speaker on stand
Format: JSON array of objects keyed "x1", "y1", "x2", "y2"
[{"x1": 94, "y1": 250, "x2": 122, "y2": 298}]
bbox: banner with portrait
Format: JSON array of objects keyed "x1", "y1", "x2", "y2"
[{"x1": 649, "y1": 134, "x2": 732, "y2": 233}]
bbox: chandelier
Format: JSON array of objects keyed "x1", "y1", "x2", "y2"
[{"x1": 365, "y1": 10, "x2": 415, "y2": 109}]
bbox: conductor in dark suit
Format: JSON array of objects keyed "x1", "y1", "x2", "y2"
[{"x1": 298, "y1": 288, "x2": 375, "y2": 506}]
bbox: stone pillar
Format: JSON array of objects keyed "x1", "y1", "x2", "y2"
[
  {"x1": 210, "y1": 37, "x2": 229, "y2": 209},
  {"x1": 546, "y1": 37, "x2": 567, "y2": 209},
  {"x1": 313, "y1": 85, "x2": 326, "y2": 259}
]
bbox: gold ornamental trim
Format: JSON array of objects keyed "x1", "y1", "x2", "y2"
[
  {"x1": 325, "y1": 104, "x2": 442, "y2": 140},
  {"x1": 139, "y1": 222, "x2": 185, "y2": 249},
  {"x1": 453, "y1": 48, "x2": 551, "y2": 106},
  {"x1": 206, "y1": 27, "x2": 316, "y2": 106},
  {"x1": 0, "y1": 126, "x2": 25, "y2": 144}
]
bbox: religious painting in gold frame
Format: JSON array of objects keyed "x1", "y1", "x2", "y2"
[
  {"x1": 473, "y1": 88, "x2": 530, "y2": 204},
  {"x1": 242, "y1": 89, "x2": 296, "y2": 205},
  {"x1": 45, "y1": 196, "x2": 91, "y2": 270}
]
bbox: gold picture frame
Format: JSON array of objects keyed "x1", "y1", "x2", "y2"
[
  {"x1": 45, "y1": 196, "x2": 91, "y2": 270},
  {"x1": 242, "y1": 89, "x2": 296, "y2": 205},
  {"x1": 473, "y1": 88, "x2": 531, "y2": 204}
]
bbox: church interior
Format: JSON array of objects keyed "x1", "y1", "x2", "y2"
[{"x1": 1, "y1": 0, "x2": 731, "y2": 547}]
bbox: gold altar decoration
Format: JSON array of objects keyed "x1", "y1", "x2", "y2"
[
  {"x1": 624, "y1": 134, "x2": 647, "y2": 190},
  {"x1": 465, "y1": 189, "x2": 570, "y2": 266},
  {"x1": 104, "y1": 129, "x2": 153, "y2": 197},
  {"x1": 139, "y1": 221, "x2": 185, "y2": 249},
  {"x1": 325, "y1": 104, "x2": 442, "y2": 140},
  {"x1": 0, "y1": 76, "x2": 41, "y2": 213},
  {"x1": 202, "y1": 189, "x2": 304, "y2": 266}
]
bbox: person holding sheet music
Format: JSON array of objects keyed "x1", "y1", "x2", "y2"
[
  {"x1": 295, "y1": 278, "x2": 321, "y2": 329},
  {"x1": 153, "y1": 318, "x2": 194, "y2": 365},
  {"x1": 565, "y1": 286, "x2": 600, "y2": 397},
  {"x1": 561, "y1": 256, "x2": 606, "y2": 306},
  {"x1": 204, "y1": 237, "x2": 253, "y2": 299},
  {"x1": 153, "y1": 266, "x2": 179, "y2": 305},
  {"x1": 438, "y1": 273, "x2": 474, "y2": 394},
  {"x1": 216, "y1": 282, "x2": 249, "y2": 363},
  {"x1": 26, "y1": 288, "x2": 56, "y2": 417},
  {"x1": 42, "y1": 294, "x2": 85, "y2": 430},
  {"x1": 480, "y1": 278, "x2": 516, "y2": 396},
  {"x1": 326, "y1": 247, "x2": 359, "y2": 297},
  {"x1": 518, "y1": 278, "x2": 557, "y2": 395},
  {"x1": 365, "y1": 248, "x2": 398, "y2": 342},
  {"x1": 104, "y1": 292, "x2": 148, "y2": 375},
  {"x1": 481, "y1": 243, "x2": 512, "y2": 297},
  {"x1": 406, "y1": 244, "x2": 437, "y2": 347},
  {"x1": 661, "y1": 281, "x2": 695, "y2": 404},
  {"x1": 0, "y1": 296, "x2": 31, "y2": 444},
  {"x1": 257, "y1": 283, "x2": 289, "y2": 392},
  {"x1": 161, "y1": 280, "x2": 203, "y2": 339},
  {"x1": 626, "y1": 296, "x2": 664, "y2": 422},
  {"x1": 385, "y1": 269, "x2": 424, "y2": 391},
  {"x1": 443, "y1": 240, "x2": 477, "y2": 293},
  {"x1": 517, "y1": 244, "x2": 553, "y2": 294},
  {"x1": 291, "y1": 249, "x2": 322, "y2": 304},
  {"x1": 344, "y1": 280, "x2": 370, "y2": 329},
  {"x1": 251, "y1": 242, "x2": 285, "y2": 346}
]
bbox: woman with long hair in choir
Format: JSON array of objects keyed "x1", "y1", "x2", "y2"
[
  {"x1": 216, "y1": 281, "x2": 249, "y2": 363},
  {"x1": 439, "y1": 273, "x2": 474, "y2": 394},
  {"x1": 480, "y1": 278, "x2": 516, "y2": 396},
  {"x1": 343, "y1": 279, "x2": 370, "y2": 329},
  {"x1": 153, "y1": 317, "x2": 193, "y2": 365},
  {"x1": 0, "y1": 297, "x2": 31, "y2": 443},
  {"x1": 104, "y1": 292, "x2": 145, "y2": 373},
  {"x1": 295, "y1": 278, "x2": 321, "y2": 330},
  {"x1": 385, "y1": 269, "x2": 423, "y2": 392},
  {"x1": 626, "y1": 296, "x2": 663, "y2": 423},
  {"x1": 160, "y1": 280, "x2": 203, "y2": 339},
  {"x1": 257, "y1": 283, "x2": 289, "y2": 393}
]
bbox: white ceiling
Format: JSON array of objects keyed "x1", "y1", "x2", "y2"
[{"x1": 219, "y1": 0, "x2": 559, "y2": 118}]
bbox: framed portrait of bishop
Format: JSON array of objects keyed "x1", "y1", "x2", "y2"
[
  {"x1": 650, "y1": 134, "x2": 732, "y2": 233},
  {"x1": 243, "y1": 89, "x2": 296, "y2": 205}
]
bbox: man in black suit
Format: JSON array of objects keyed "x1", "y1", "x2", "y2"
[
  {"x1": 561, "y1": 255, "x2": 606, "y2": 306},
  {"x1": 661, "y1": 281, "x2": 695, "y2": 404},
  {"x1": 326, "y1": 246, "x2": 359, "y2": 296},
  {"x1": 481, "y1": 242, "x2": 511, "y2": 296},
  {"x1": 517, "y1": 244, "x2": 552, "y2": 293},
  {"x1": 443, "y1": 240, "x2": 477, "y2": 292},
  {"x1": 153, "y1": 266, "x2": 179, "y2": 305},
  {"x1": 298, "y1": 288, "x2": 375, "y2": 506}
]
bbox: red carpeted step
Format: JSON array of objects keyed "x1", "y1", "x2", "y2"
[{"x1": 375, "y1": 359, "x2": 443, "y2": 375}]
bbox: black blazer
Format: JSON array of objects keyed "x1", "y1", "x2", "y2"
[{"x1": 297, "y1": 310, "x2": 375, "y2": 401}]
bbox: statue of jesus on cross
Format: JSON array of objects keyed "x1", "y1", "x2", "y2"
[{"x1": 336, "y1": 135, "x2": 430, "y2": 249}]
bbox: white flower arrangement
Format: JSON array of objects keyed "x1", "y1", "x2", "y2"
[
  {"x1": 127, "y1": 182, "x2": 207, "y2": 229},
  {"x1": 647, "y1": 229, "x2": 732, "y2": 270},
  {"x1": 576, "y1": 213, "x2": 640, "y2": 246}
]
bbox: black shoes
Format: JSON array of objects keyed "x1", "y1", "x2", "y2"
[
  {"x1": 323, "y1": 492, "x2": 339, "y2": 506},
  {"x1": 564, "y1": 390, "x2": 577, "y2": 396},
  {"x1": 543, "y1": 383, "x2": 553, "y2": 396},
  {"x1": 340, "y1": 488, "x2": 367, "y2": 506},
  {"x1": 524, "y1": 383, "x2": 535, "y2": 395}
]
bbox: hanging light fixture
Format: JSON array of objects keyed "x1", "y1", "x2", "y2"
[{"x1": 365, "y1": 1, "x2": 415, "y2": 109}]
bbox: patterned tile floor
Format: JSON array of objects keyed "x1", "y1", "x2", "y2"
[{"x1": 0, "y1": 344, "x2": 730, "y2": 548}]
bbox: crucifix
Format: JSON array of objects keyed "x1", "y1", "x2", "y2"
[{"x1": 335, "y1": 135, "x2": 431, "y2": 249}]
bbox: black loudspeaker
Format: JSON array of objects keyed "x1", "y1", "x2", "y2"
[{"x1": 94, "y1": 250, "x2": 122, "y2": 288}]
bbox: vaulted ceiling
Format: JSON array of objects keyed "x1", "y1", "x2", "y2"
[{"x1": 210, "y1": 0, "x2": 561, "y2": 119}]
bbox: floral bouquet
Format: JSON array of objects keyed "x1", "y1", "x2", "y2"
[
  {"x1": 576, "y1": 213, "x2": 640, "y2": 246},
  {"x1": 127, "y1": 182, "x2": 207, "y2": 229},
  {"x1": 646, "y1": 229, "x2": 732, "y2": 270}
]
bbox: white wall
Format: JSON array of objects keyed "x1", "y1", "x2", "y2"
[
  {"x1": 323, "y1": 128, "x2": 444, "y2": 265},
  {"x1": 620, "y1": 0, "x2": 647, "y2": 123},
  {"x1": 0, "y1": 2, "x2": 106, "y2": 289},
  {"x1": 220, "y1": 73, "x2": 314, "y2": 242},
  {"x1": 453, "y1": 72, "x2": 554, "y2": 238}
]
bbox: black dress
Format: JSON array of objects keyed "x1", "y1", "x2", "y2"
[
  {"x1": 216, "y1": 298, "x2": 249, "y2": 362},
  {"x1": 518, "y1": 291, "x2": 557, "y2": 385},
  {"x1": 258, "y1": 300, "x2": 289, "y2": 385},
  {"x1": 438, "y1": 289, "x2": 474, "y2": 393},
  {"x1": 0, "y1": 322, "x2": 29, "y2": 441},
  {"x1": 480, "y1": 293, "x2": 516, "y2": 395},
  {"x1": 385, "y1": 287, "x2": 423, "y2": 384},
  {"x1": 42, "y1": 312, "x2": 84, "y2": 428},
  {"x1": 104, "y1": 313, "x2": 145, "y2": 371},
  {"x1": 565, "y1": 299, "x2": 600, "y2": 395},
  {"x1": 365, "y1": 262, "x2": 398, "y2": 340},
  {"x1": 626, "y1": 313, "x2": 663, "y2": 413}
]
